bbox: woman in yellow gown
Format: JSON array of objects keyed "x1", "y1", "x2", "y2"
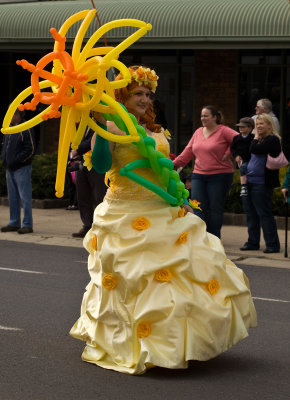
[{"x1": 70, "y1": 66, "x2": 257, "y2": 374}]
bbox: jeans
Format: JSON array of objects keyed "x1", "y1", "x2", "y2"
[
  {"x1": 241, "y1": 183, "x2": 280, "y2": 250},
  {"x1": 191, "y1": 172, "x2": 233, "y2": 238},
  {"x1": 239, "y1": 161, "x2": 248, "y2": 177},
  {"x1": 6, "y1": 165, "x2": 33, "y2": 228}
]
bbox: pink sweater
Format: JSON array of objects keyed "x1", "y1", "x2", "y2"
[{"x1": 174, "y1": 125, "x2": 238, "y2": 174}]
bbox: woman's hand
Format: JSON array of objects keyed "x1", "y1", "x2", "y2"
[
  {"x1": 71, "y1": 149, "x2": 78, "y2": 159},
  {"x1": 222, "y1": 154, "x2": 232, "y2": 162},
  {"x1": 282, "y1": 188, "x2": 288, "y2": 200},
  {"x1": 182, "y1": 204, "x2": 194, "y2": 215},
  {"x1": 91, "y1": 133, "x2": 96, "y2": 151},
  {"x1": 235, "y1": 155, "x2": 242, "y2": 167}
]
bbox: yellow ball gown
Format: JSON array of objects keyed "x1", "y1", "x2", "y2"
[{"x1": 70, "y1": 130, "x2": 257, "y2": 374}]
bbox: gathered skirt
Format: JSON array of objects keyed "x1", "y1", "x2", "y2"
[{"x1": 70, "y1": 199, "x2": 257, "y2": 374}]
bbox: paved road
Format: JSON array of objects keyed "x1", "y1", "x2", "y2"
[{"x1": 0, "y1": 240, "x2": 289, "y2": 400}]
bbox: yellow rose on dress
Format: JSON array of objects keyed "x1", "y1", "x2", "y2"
[
  {"x1": 132, "y1": 216, "x2": 151, "y2": 231},
  {"x1": 102, "y1": 273, "x2": 118, "y2": 290},
  {"x1": 83, "y1": 150, "x2": 93, "y2": 171},
  {"x1": 207, "y1": 279, "x2": 220, "y2": 295},
  {"x1": 154, "y1": 268, "x2": 172, "y2": 282},
  {"x1": 91, "y1": 234, "x2": 97, "y2": 250},
  {"x1": 178, "y1": 208, "x2": 185, "y2": 218},
  {"x1": 176, "y1": 232, "x2": 189, "y2": 244},
  {"x1": 189, "y1": 199, "x2": 202, "y2": 210},
  {"x1": 137, "y1": 322, "x2": 152, "y2": 338}
]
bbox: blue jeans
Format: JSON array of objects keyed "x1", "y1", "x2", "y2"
[
  {"x1": 191, "y1": 172, "x2": 233, "y2": 238},
  {"x1": 239, "y1": 161, "x2": 248, "y2": 177},
  {"x1": 6, "y1": 165, "x2": 33, "y2": 228},
  {"x1": 241, "y1": 183, "x2": 280, "y2": 250}
]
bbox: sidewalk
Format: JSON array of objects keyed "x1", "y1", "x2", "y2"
[{"x1": 0, "y1": 205, "x2": 289, "y2": 269}]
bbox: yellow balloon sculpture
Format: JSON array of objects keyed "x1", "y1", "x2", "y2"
[{"x1": 1, "y1": 9, "x2": 152, "y2": 198}]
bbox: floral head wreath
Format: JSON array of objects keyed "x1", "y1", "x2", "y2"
[{"x1": 129, "y1": 66, "x2": 159, "y2": 93}]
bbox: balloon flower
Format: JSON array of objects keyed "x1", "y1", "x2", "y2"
[
  {"x1": 1, "y1": 9, "x2": 152, "y2": 197},
  {"x1": 1, "y1": 9, "x2": 189, "y2": 206}
]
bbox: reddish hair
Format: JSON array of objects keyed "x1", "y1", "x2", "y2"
[{"x1": 114, "y1": 68, "x2": 161, "y2": 133}]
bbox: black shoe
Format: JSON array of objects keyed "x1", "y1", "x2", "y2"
[
  {"x1": 263, "y1": 248, "x2": 280, "y2": 254},
  {"x1": 240, "y1": 244, "x2": 259, "y2": 251},
  {"x1": 1, "y1": 225, "x2": 20, "y2": 232},
  {"x1": 72, "y1": 228, "x2": 89, "y2": 238},
  {"x1": 17, "y1": 227, "x2": 33, "y2": 234}
]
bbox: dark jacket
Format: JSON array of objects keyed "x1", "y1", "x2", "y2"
[
  {"x1": 230, "y1": 133, "x2": 254, "y2": 161},
  {"x1": 1, "y1": 128, "x2": 35, "y2": 171},
  {"x1": 77, "y1": 128, "x2": 94, "y2": 158},
  {"x1": 249, "y1": 135, "x2": 281, "y2": 188}
]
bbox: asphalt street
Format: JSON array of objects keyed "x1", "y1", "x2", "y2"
[{"x1": 0, "y1": 240, "x2": 290, "y2": 400}]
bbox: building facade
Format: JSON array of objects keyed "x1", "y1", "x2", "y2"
[{"x1": 1, "y1": 0, "x2": 290, "y2": 156}]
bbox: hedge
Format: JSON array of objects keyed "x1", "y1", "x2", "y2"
[
  {"x1": 224, "y1": 166, "x2": 289, "y2": 216},
  {"x1": 0, "y1": 153, "x2": 288, "y2": 215}
]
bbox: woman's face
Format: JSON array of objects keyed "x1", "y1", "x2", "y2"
[
  {"x1": 256, "y1": 119, "x2": 271, "y2": 137},
  {"x1": 125, "y1": 86, "x2": 151, "y2": 120},
  {"x1": 201, "y1": 108, "x2": 216, "y2": 127}
]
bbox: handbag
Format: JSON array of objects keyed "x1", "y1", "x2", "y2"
[{"x1": 266, "y1": 151, "x2": 289, "y2": 170}]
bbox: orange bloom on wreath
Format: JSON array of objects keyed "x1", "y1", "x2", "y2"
[
  {"x1": 176, "y1": 232, "x2": 189, "y2": 244},
  {"x1": 137, "y1": 321, "x2": 152, "y2": 338},
  {"x1": 136, "y1": 67, "x2": 146, "y2": 80},
  {"x1": 102, "y1": 273, "x2": 118, "y2": 290},
  {"x1": 177, "y1": 208, "x2": 185, "y2": 218},
  {"x1": 132, "y1": 216, "x2": 151, "y2": 231},
  {"x1": 189, "y1": 199, "x2": 202, "y2": 210},
  {"x1": 154, "y1": 268, "x2": 172, "y2": 282},
  {"x1": 207, "y1": 279, "x2": 220, "y2": 295},
  {"x1": 91, "y1": 234, "x2": 97, "y2": 250}
]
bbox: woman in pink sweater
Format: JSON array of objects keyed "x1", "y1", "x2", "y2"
[{"x1": 174, "y1": 105, "x2": 238, "y2": 238}]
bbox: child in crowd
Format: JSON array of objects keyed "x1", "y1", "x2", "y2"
[{"x1": 231, "y1": 117, "x2": 255, "y2": 196}]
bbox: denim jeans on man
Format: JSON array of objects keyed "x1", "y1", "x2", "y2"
[
  {"x1": 242, "y1": 183, "x2": 280, "y2": 250},
  {"x1": 191, "y1": 172, "x2": 233, "y2": 238},
  {"x1": 6, "y1": 164, "x2": 33, "y2": 228}
]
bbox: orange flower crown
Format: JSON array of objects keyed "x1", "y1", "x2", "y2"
[{"x1": 129, "y1": 66, "x2": 159, "y2": 93}]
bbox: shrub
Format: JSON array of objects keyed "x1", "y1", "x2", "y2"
[{"x1": 224, "y1": 166, "x2": 289, "y2": 216}]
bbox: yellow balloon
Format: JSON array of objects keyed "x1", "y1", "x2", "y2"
[
  {"x1": 2, "y1": 9, "x2": 152, "y2": 199},
  {"x1": 52, "y1": 10, "x2": 94, "y2": 79},
  {"x1": 71, "y1": 10, "x2": 96, "y2": 64},
  {"x1": 55, "y1": 106, "x2": 76, "y2": 197},
  {"x1": 77, "y1": 19, "x2": 151, "y2": 68},
  {"x1": 1, "y1": 80, "x2": 53, "y2": 134}
]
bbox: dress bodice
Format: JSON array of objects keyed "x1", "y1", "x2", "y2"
[{"x1": 105, "y1": 130, "x2": 170, "y2": 201}]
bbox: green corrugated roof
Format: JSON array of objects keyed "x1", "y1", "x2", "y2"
[{"x1": 1, "y1": 0, "x2": 290, "y2": 49}]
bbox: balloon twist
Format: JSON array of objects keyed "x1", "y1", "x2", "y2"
[
  {"x1": 108, "y1": 110, "x2": 189, "y2": 206},
  {"x1": 1, "y1": 9, "x2": 152, "y2": 198}
]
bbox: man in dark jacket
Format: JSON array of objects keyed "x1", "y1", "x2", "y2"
[
  {"x1": 71, "y1": 127, "x2": 107, "y2": 238},
  {"x1": 1, "y1": 110, "x2": 35, "y2": 234}
]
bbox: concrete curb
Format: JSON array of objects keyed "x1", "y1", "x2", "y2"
[
  {"x1": 0, "y1": 196, "x2": 69, "y2": 209},
  {"x1": 223, "y1": 212, "x2": 287, "y2": 229},
  {"x1": 0, "y1": 197, "x2": 287, "y2": 228}
]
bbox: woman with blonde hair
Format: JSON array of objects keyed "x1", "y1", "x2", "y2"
[{"x1": 240, "y1": 113, "x2": 281, "y2": 253}]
